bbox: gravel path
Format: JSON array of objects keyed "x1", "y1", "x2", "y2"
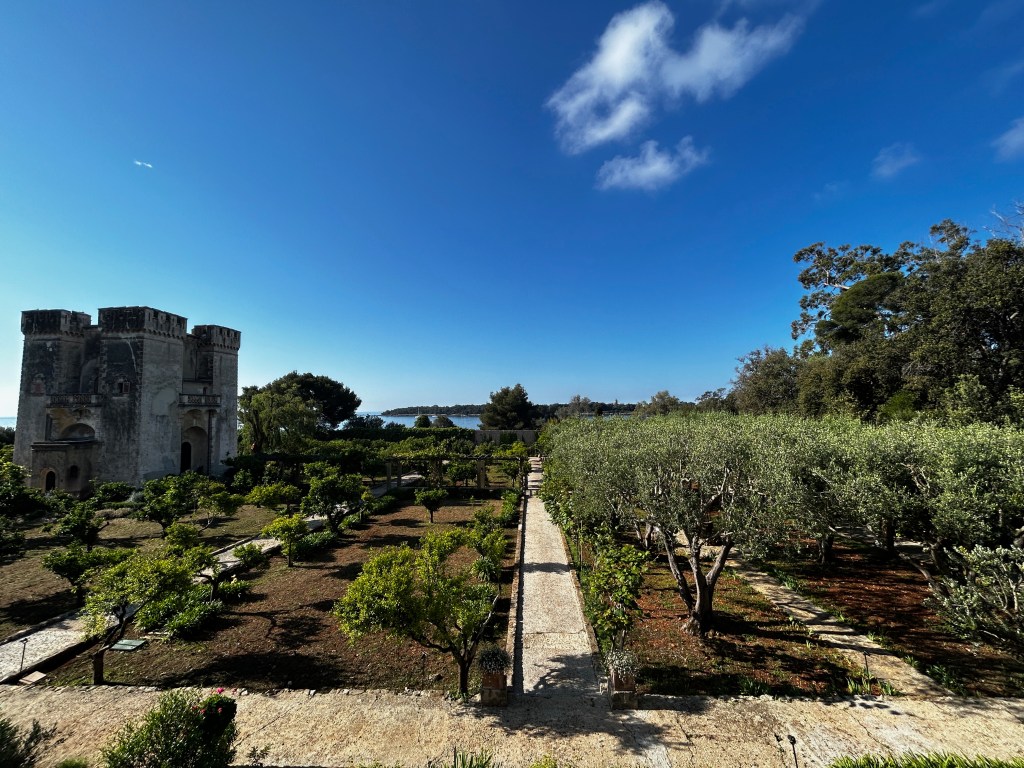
[
  {"x1": 2, "y1": 685, "x2": 1022, "y2": 767},
  {"x1": 518, "y1": 458, "x2": 599, "y2": 699}
]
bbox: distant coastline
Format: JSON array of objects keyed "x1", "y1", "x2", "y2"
[{"x1": 380, "y1": 405, "x2": 484, "y2": 417}]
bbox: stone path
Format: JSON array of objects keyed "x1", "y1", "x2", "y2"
[
  {"x1": 731, "y1": 563, "x2": 949, "y2": 697},
  {"x1": 0, "y1": 474, "x2": 423, "y2": 684},
  {"x1": 518, "y1": 458, "x2": 600, "y2": 699},
  {"x1": 2, "y1": 685, "x2": 1023, "y2": 767}
]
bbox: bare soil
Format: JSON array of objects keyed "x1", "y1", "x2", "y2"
[
  {"x1": 761, "y1": 541, "x2": 1024, "y2": 696},
  {"x1": 629, "y1": 558, "x2": 857, "y2": 697},
  {"x1": 0, "y1": 505, "x2": 276, "y2": 640},
  {"x1": 44, "y1": 499, "x2": 516, "y2": 693}
]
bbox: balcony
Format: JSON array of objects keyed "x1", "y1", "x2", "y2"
[
  {"x1": 48, "y1": 393, "x2": 105, "y2": 407},
  {"x1": 179, "y1": 393, "x2": 221, "y2": 407}
]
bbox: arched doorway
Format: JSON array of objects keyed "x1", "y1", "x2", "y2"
[
  {"x1": 44, "y1": 471, "x2": 57, "y2": 492},
  {"x1": 180, "y1": 426, "x2": 208, "y2": 474}
]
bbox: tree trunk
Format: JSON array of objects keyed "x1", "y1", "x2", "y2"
[
  {"x1": 660, "y1": 531, "x2": 695, "y2": 611},
  {"x1": 817, "y1": 532, "x2": 835, "y2": 565},
  {"x1": 879, "y1": 516, "x2": 896, "y2": 554},
  {"x1": 457, "y1": 656, "x2": 470, "y2": 695},
  {"x1": 92, "y1": 647, "x2": 106, "y2": 685},
  {"x1": 683, "y1": 541, "x2": 732, "y2": 637}
]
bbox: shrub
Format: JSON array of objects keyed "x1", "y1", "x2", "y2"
[
  {"x1": 294, "y1": 530, "x2": 336, "y2": 560},
  {"x1": 0, "y1": 715, "x2": 54, "y2": 767},
  {"x1": 135, "y1": 584, "x2": 223, "y2": 638},
  {"x1": 101, "y1": 690, "x2": 237, "y2": 768},
  {"x1": 216, "y1": 579, "x2": 253, "y2": 602},
  {"x1": 232, "y1": 543, "x2": 270, "y2": 571},
  {"x1": 477, "y1": 646, "x2": 511, "y2": 674},
  {"x1": 56, "y1": 760, "x2": 91, "y2": 768},
  {"x1": 829, "y1": 755, "x2": 1024, "y2": 768},
  {"x1": 90, "y1": 481, "x2": 137, "y2": 508}
]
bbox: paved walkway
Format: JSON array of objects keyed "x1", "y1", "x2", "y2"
[
  {"x1": 732, "y1": 563, "x2": 949, "y2": 697},
  {"x1": 2, "y1": 685, "x2": 1022, "y2": 767},
  {"x1": 518, "y1": 458, "x2": 600, "y2": 699}
]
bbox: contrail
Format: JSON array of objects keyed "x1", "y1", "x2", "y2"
[{"x1": 133, "y1": 160, "x2": 153, "y2": 169}]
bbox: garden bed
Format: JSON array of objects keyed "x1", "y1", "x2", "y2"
[
  {"x1": 627, "y1": 557, "x2": 858, "y2": 697},
  {"x1": 43, "y1": 499, "x2": 517, "y2": 693},
  {"x1": 0, "y1": 505, "x2": 276, "y2": 640},
  {"x1": 759, "y1": 542, "x2": 1024, "y2": 696}
]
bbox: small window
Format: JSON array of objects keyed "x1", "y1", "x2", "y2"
[
  {"x1": 69, "y1": 465, "x2": 80, "y2": 480},
  {"x1": 116, "y1": 379, "x2": 131, "y2": 395}
]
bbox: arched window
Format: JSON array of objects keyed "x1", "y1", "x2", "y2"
[{"x1": 44, "y1": 471, "x2": 56, "y2": 492}]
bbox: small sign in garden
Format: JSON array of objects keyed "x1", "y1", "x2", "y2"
[{"x1": 110, "y1": 639, "x2": 147, "y2": 652}]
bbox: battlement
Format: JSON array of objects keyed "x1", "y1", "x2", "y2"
[
  {"x1": 21, "y1": 310, "x2": 93, "y2": 336},
  {"x1": 191, "y1": 324, "x2": 241, "y2": 351},
  {"x1": 98, "y1": 306, "x2": 188, "y2": 338}
]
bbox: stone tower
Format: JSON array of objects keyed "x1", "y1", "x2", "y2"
[{"x1": 13, "y1": 307, "x2": 240, "y2": 493}]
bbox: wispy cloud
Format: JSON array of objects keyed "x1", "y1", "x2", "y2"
[
  {"x1": 871, "y1": 143, "x2": 921, "y2": 179},
  {"x1": 993, "y1": 117, "x2": 1024, "y2": 161},
  {"x1": 813, "y1": 180, "x2": 847, "y2": 203},
  {"x1": 984, "y1": 59, "x2": 1024, "y2": 95},
  {"x1": 912, "y1": 0, "x2": 951, "y2": 18},
  {"x1": 972, "y1": 0, "x2": 1024, "y2": 32},
  {"x1": 548, "y1": 2, "x2": 804, "y2": 154},
  {"x1": 134, "y1": 160, "x2": 153, "y2": 169},
  {"x1": 596, "y1": 137, "x2": 710, "y2": 191}
]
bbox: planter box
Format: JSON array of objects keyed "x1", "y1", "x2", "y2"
[
  {"x1": 480, "y1": 671, "x2": 508, "y2": 707},
  {"x1": 609, "y1": 670, "x2": 639, "y2": 710}
]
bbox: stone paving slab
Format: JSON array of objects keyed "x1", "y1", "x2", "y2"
[
  {"x1": 732, "y1": 563, "x2": 950, "y2": 697},
  {"x1": 2, "y1": 685, "x2": 1022, "y2": 767}
]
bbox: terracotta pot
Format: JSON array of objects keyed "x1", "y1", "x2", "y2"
[
  {"x1": 610, "y1": 669, "x2": 636, "y2": 692},
  {"x1": 482, "y1": 670, "x2": 507, "y2": 690}
]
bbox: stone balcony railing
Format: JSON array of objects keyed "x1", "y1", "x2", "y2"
[
  {"x1": 179, "y1": 393, "x2": 221, "y2": 407},
  {"x1": 48, "y1": 393, "x2": 106, "y2": 407}
]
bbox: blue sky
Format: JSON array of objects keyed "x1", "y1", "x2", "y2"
[{"x1": 1, "y1": 0, "x2": 1022, "y2": 415}]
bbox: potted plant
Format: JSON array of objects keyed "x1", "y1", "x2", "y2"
[
  {"x1": 605, "y1": 648, "x2": 639, "y2": 692},
  {"x1": 477, "y1": 646, "x2": 511, "y2": 706}
]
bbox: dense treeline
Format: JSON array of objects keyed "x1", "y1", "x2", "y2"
[
  {"x1": 723, "y1": 217, "x2": 1024, "y2": 423},
  {"x1": 542, "y1": 414, "x2": 1024, "y2": 655},
  {"x1": 383, "y1": 399, "x2": 637, "y2": 419}
]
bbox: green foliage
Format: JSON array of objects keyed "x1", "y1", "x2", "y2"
[
  {"x1": 294, "y1": 529, "x2": 337, "y2": 560},
  {"x1": 480, "y1": 384, "x2": 537, "y2": 430},
  {"x1": 245, "y1": 482, "x2": 301, "y2": 512},
  {"x1": 334, "y1": 529, "x2": 498, "y2": 693},
  {"x1": 90, "y1": 481, "x2": 137, "y2": 508},
  {"x1": 233, "y1": 542, "x2": 270, "y2": 571},
  {"x1": 828, "y1": 755, "x2": 1024, "y2": 768},
  {"x1": 239, "y1": 372, "x2": 360, "y2": 453},
  {"x1": 217, "y1": 579, "x2": 253, "y2": 602},
  {"x1": 101, "y1": 690, "x2": 237, "y2": 768},
  {"x1": 42, "y1": 544, "x2": 132, "y2": 603},
  {"x1": 632, "y1": 390, "x2": 689, "y2": 418},
  {"x1": 54, "y1": 500, "x2": 108, "y2": 549},
  {"x1": 261, "y1": 513, "x2": 309, "y2": 566},
  {"x1": 0, "y1": 715, "x2": 54, "y2": 767},
  {"x1": 301, "y1": 469, "x2": 364, "y2": 533},
  {"x1": 469, "y1": 529, "x2": 506, "y2": 583},
  {"x1": 164, "y1": 522, "x2": 204, "y2": 555},
  {"x1": 433, "y1": 414, "x2": 456, "y2": 428},
  {"x1": 583, "y1": 542, "x2": 648, "y2": 650},
  {"x1": 477, "y1": 645, "x2": 511, "y2": 674},
  {"x1": 137, "y1": 472, "x2": 212, "y2": 534},
  {"x1": 931, "y1": 546, "x2": 1024, "y2": 657},
  {"x1": 413, "y1": 414, "x2": 433, "y2": 429},
  {"x1": 83, "y1": 550, "x2": 197, "y2": 641},
  {"x1": 0, "y1": 516, "x2": 26, "y2": 564},
  {"x1": 55, "y1": 759, "x2": 90, "y2": 768},
  {"x1": 415, "y1": 488, "x2": 448, "y2": 523}
]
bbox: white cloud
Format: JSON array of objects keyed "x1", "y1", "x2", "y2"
[
  {"x1": 596, "y1": 137, "x2": 710, "y2": 191},
  {"x1": 134, "y1": 160, "x2": 153, "y2": 169},
  {"x1": 871, "y1": 143, "x2": 920, "y2": 179},
  {"x1": 813, "y1": 180, "x2": 846, "y2": 203},
  {"x1": 993, "y1": 117, "x2": 1024, "y2": 161},
  {"x1": 548, "y1": 2, "x2": 804, "y2": 153}
]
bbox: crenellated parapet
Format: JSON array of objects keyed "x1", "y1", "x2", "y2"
[
  {"x1": 98, "y1": 306, "x2": 188, "y2": 338},
  {"x1": 191, "y1": 324, "x2": 241, "y2": 351},
  {"x1": 21, "y1": 310, "x2": 93, "y2": 336}
]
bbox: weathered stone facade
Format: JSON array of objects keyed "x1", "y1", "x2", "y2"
[{"x1": 13, "y1": 307, "x2": 240, "y2": 493}]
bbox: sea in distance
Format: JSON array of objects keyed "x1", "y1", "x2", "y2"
[{"x1": 0, "y1": 414, "x2": 481, "y2": 430}]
